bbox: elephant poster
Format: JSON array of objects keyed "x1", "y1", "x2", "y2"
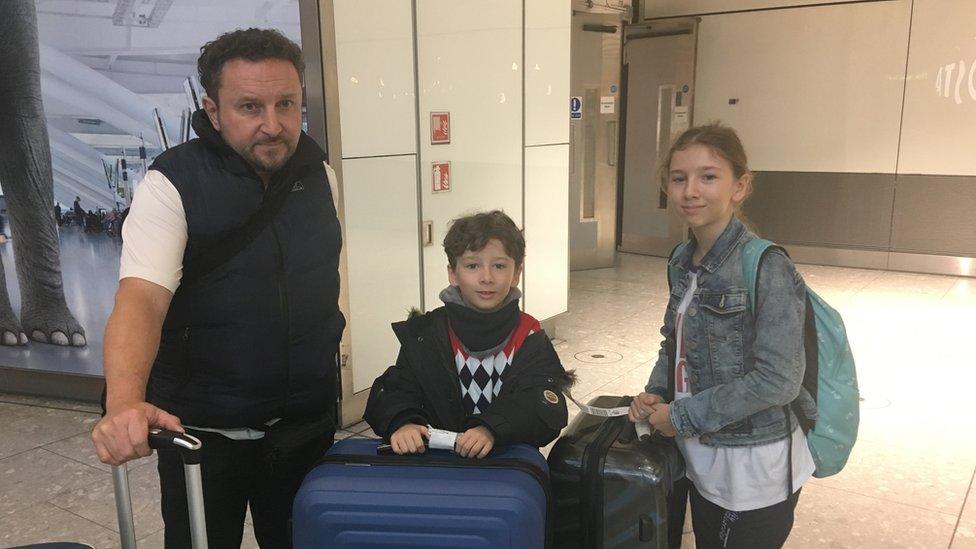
[{"x1": 0, "y1": 0, "x2": 304, "y2": 379}]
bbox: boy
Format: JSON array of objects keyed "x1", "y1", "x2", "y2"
[{"x1": 364, "y1": 210, "x2": 573, "y2": 457}]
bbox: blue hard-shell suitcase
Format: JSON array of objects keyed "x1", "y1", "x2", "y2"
[{"x1": 293, "y1": 437, "x2": 551, "y2": 548}]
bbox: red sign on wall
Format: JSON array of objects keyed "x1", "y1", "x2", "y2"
[
  {"x1": 432, "y1": 162, "x2": 451, "y2": 193},
  {"x1": 431, "y1": 112, "x2": 450, "y2": 144}
]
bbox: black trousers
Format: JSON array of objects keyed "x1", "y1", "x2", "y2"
[
  {"x1": 157, "y1": 418, "x2": 334, "y2": 548},
  {"x1": 685, "y1": 480, "x2": 801, "y2": 549}
]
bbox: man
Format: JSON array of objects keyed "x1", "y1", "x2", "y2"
[
  {"x1": 73, "y1": 195, "x2": 83, "y2": 226},
  {"x1": 91, "y1": 28, "x2": 344, "y2": 548}
]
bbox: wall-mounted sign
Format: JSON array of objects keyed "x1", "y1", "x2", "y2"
[
  {"x1": 671, "y1": 106, "x2": 690, "y2": 139},
  {"x1": 935, "y1": 59, "x2": 976, "y2": 104},
  {"x1": 432, "y1": 162, "x2": 451, "y2": 193},
  {"x1": 600, "y1": 96, "x2": 615, "y2": 114},
  {"x1": 431, "y1": 112, "x2": 451, "y2": 144},
  {"x1": 570, "y1": 96, "x2": 583, "y2": 120}
]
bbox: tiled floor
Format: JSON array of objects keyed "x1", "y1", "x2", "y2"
[{"x1": 1, "y1": 253, "x2": 974, "y2": 548}]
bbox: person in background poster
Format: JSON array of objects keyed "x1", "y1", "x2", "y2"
[{"x1": 73, "y1": 195, "x2": 83, "y2": 227}]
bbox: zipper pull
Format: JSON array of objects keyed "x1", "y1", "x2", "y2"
[{"x1": 719, "y1": 295, "x2": 726, "y2": 308}]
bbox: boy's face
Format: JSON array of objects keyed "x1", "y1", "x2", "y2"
[{"x1": 448, "y1": 238, "x2": 522, "y2": 313}]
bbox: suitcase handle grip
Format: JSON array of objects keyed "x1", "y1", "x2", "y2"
[
  {"x1": 114, "y1": 430, "x2": 208, "y2": 549},
  {"x1": 149, "y1": 428, "x2": 202, "y2": 464}
]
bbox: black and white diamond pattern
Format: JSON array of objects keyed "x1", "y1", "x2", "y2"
[{"x1": 456, "y1": 351, "x2": 510, "y2": 415}]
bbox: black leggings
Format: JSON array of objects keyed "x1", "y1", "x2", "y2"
[
  {"x1": 691, "y1": 482, "x2": 800, "y2": 548},
  {"x1": 669, "y1": 477, "x2": 801, "y2": 549}
]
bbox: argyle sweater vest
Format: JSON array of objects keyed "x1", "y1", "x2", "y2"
[{"x1": 448, "y1": 313, "x2": 541, "y2": 415}]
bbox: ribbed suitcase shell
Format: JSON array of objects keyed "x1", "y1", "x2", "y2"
[
  {"x1": 548, "y1": 396, "x2": 685, "y2": 549},
  {"x1": 293, "y1": 438, "x2": 550, "y2": 548}
]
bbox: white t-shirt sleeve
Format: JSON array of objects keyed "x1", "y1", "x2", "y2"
[
  {"x1": 324, "y1": 161, "x2": 339, "y2": 210},
  {"x1": 119, "y1": 170, "x2": 188, "y2": 293}
]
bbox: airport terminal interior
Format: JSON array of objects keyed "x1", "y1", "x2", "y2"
[{"x1": 0, "y1": 0, "x2": 974, "y2": 547}]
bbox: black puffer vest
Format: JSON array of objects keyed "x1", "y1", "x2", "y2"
[{"x1": 145, "y1": 111, "x2": 344, "y2": 428}]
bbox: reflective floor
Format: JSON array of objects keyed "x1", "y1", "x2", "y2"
[{"x1": 1, "y1": 253, "x2": 973, "y2": 547}]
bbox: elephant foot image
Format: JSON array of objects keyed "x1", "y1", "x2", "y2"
[
  {"x1": 20, "y1": 298, "x2": 87, "y2": 347},
  {"x1": 0, "y1": 0, "x2": 88, "y2": 349},
  {"x1": 0, "y1": 298, "x2": 29, "y2": 346}
]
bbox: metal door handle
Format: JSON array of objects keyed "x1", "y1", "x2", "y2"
[
  {"x1": 422, "y1": 220, "x2": 433, "y2": 246},
  {"x1": 607, "y1": 120, "x2": 617, "y2": 166},
  {"x1": 570, "y1": 124, "x2": 579, "y2": 175}
]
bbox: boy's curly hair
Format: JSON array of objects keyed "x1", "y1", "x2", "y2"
[
  {"x1": 197, "y1": 28, "x2": 305, "y2": 104},
  {"x1": 443, "y1": 210, "x2": 525, "y2": 269}
]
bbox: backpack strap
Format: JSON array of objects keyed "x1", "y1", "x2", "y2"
[
  {"x1": 180, "y1": 180, "x2": 292, "y2": 287},
  {"x1": 740, "y1": 237, "x2": 797, "y2": 499},
  {"x1": 740, "y1": 238, "x2": 778, "y2": 312}
]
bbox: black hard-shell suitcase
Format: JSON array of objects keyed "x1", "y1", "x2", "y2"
[{"x1": 548, "y1": 395, "x2": 685, "y2": 549}]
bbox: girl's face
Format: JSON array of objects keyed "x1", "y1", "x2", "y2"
[{"x1": 667, "y1": 143, "x2": 749, "y2": 237}]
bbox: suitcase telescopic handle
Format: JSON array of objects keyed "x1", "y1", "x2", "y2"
[
  {"x1": 148, "y1": 428, "x2": 203, "y2": 463},
  {"x1": 113, "y1": 429, "x2": 208, "y2": 549}
]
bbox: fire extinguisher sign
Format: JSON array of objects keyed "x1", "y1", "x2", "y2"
[
  {"x1": 432, "y1": 161, "x2": 451, "y2": 193},
  {"x1": 431, "y1": 112, "x2": 451, "y2": 144}
]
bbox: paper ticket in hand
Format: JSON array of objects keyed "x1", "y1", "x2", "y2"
[
  {"x1": 426, "y1": 426, "x2": 459, "y2": 451},
  {"x1": 563, "y1": 391, "x2": 652, "y2": 439}
]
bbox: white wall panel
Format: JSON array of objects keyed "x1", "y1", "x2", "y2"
[
  {"x1": 417, "y1": 0, "x2": 523, "y2": 309},
  {"x1": 898, "y1": 0, "x2": 976, "y2": 176},
  {"x1": 643, "y1": 0, "x2": 875, "y2": 19},
  {"x1": 526, "y1": 0, "x2": 571, "y2": 147},
  {"x1": 693, "y1": 1, "x2": 910, "y2": 173},
  {"x1": 524, "y1": 145, "x2": 569, "y2": 321},
  {"x1": 334, "y1": 0, "x2": 416, "y2": 158},
  {"x1": 342, "y1": 156, "x2": 422, "y2": 393}
]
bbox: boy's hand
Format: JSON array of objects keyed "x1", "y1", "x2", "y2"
[
  {"x1": 390, "y1": 423, "x2": 429, "y2": 454},
  {"x1": 628, "y1": 392, "x2": 663, "y2": 422},
  {"x1": 649, "y1": 403, "x2": 677, "y2": 437},
  {"x1": 456, "y1": 426, "x2": 494, "y2": 458}
]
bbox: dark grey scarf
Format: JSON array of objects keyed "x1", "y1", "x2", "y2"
[{"x1": 439, "y1": 286, "x2": 522, "y2": 354}]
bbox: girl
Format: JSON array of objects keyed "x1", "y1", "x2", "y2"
[{"x1": 629, "y1": 123, "x2": 815, "y2": 548}]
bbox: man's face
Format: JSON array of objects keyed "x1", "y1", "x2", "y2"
[{"x1": 202, "y1": 58, "x2": 303, "y2": 180}]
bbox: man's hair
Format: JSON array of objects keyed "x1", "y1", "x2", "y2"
[
  {"x1": 197, "y1": 28, "x2": 305, "y2": 103},
  {"x1": 443, "y1": 210, "x2": 525, "y2": 269}
]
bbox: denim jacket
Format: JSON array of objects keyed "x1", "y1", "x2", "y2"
[{"x1": 644, "y1": 216, "x2": 812, "y2": 447}]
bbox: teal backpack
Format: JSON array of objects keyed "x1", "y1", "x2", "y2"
[{"x1": 669, "y1": 238, "x2": 859, "y2": 478}]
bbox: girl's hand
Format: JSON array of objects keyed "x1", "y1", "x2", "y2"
[
  {"x1": 629, "y1": 392, "x2": 663, "y2": 422},
  {"x1": 390, "y1": 423, "x2": 429, "y2": 454},
  {"x1": 649, "y1": 403, "x2": 677, "y2": 437}
]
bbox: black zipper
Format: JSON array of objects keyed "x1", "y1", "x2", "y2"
[
  {"x1": 270, "y1": 221, "x2": 291, "y2": 409},
  {"x1": 318, "y1": 453, "x2": 553, "y2": 548},
  {"x1": 181, "y1": 327, "x2": 191, "y2": 383}
]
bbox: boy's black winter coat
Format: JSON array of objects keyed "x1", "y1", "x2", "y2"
[{"x1": 364, "y1": 307, "x2": 573, "y2": 447}]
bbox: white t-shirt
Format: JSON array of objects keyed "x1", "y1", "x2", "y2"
[
  {"x1": 673, "y1": 269, "x2": 815, "y2": 512},
  {"x1": 119, "y1": 170, "x2": 188, "y2": 293},
  {"x1": 119, "y1": 163, "x2": 339, "y2": 439}
]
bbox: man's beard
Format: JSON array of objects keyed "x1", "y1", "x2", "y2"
[{"x1": 239, "y1": 138, "x2": 297, "y2": 175}]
